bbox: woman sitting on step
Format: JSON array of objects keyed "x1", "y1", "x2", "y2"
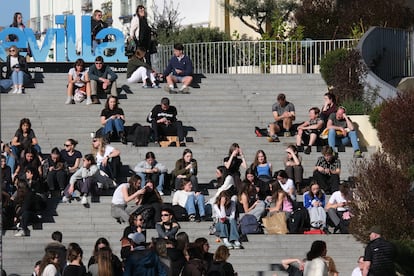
[
  {"x1": 213, "y1": 190, "x2": 242, "y2": 250},
  {"x1": 91, "y1": 135, "x2": 121, "y2": 182},
  {"x1": 100, "y1": 96, "x2": 127, "y2": 144},
  {"x1": 111, "y1": 174, "x2": 142, "y2": 224}
]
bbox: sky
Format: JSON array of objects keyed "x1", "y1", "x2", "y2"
[
  {"x1": 0, "y1": 0, "x2": 30, "y2": 28},
  {"x1": 0, "y1": 0, "x2": 209, "y2": 28}
]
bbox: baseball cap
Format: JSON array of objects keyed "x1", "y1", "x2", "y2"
[
  {"x1": 128, "y1": 232, "x2": 146, "y2": 245},
  {"x1": 368, "y1": 225, "x2": 382, "y2": 235}
]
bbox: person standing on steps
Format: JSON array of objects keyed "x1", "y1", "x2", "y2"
[{"x1": 362, "y1": 225, "x2": 396, "y2": 276}]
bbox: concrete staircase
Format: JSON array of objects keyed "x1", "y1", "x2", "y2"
[{"x1": 1, "y1": 73, "x2": 370, "y2": 275}]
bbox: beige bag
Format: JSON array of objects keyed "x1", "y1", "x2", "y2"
[{"x1": 262, "y1": 212, "x2": 288, "y2": 234}]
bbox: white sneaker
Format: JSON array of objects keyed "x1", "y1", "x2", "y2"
[
  {"x1": 233, "y1": 241, "x2": 241, "y2": 249},
  {"x1": 61, "y1": 196, "x2": 69, "y2": 203},
  {"x1": 223, "y1": 239, "x2": 233, "y2": 249},
  {"x1": 86, "y1": 98, "x2": 92, "y2": 105},
  {"x1": 65, "y1": 97, "x2": 72, "y2": 104},
  {"x1": 11, "y1": 88, "x2": 18, "y2": 94},
  {"x1": 158, "y1": 191, "x2": 164, "y2": 196},
  {"x1": 81, "y1": 195, "x2": 88, "y2": 205},
  {"x1": 14, "y1": 230, "x2": 26, "y2": 237},
  {"x1": 16, "y1": 88, "x2": 22, "y2": 94}
]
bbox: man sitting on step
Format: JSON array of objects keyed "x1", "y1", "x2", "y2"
[
  {"x1": 268, "y1": 93, "x2": 296, "y2": 142},
  {"x1": 149, "y1": 97, "x2": 186, "y2": 147}
]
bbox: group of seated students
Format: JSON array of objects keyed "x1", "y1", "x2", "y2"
[
  {"x1": 36, "y1": 227, "x2": 236, "y2": 276},
  {"x1": 270, "y1": 92, "x2": 363, "y2": 158}
]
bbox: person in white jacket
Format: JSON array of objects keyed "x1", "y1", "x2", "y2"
[
  {"x1": 62, "y1": 154, "x2": 99, "y2": 205},
  {"x1": 129, "y1": 5, "x2": 152, "y2": 65},
  {"x1": 133, "y1": 151, "x2": 167, "y2": 195}
]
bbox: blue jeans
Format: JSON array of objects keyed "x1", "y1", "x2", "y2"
[
  {"x1": 328, "y1": 129, "x2": 360, "y2": 151},
  {"x1": 11, "y1": 144, "x2": 42, "y2": 158},
  {"x1": 103, "y1": 118, "x2": 124, "y2": 135},
  {"x1": 0, "y1": 79, "x2": 13, "y2": 92},
  {"x1": 216, "y1": 218, "x2": 240, "y2": 242},
  {"x1": 185, "y1": 193, "x2": 206, "y2": 217},
  {"x1": 11, "y1": 70, "x2": 31, "y2": 86},
  {"x1": 137, "y1": 172, "x2": 165, "y2": 192}
]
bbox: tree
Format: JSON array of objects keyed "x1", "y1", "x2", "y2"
[
  {"x1": 151, "y1": 0, "x2": 182, "y2": 44},
  {"x1": 224, "y1": 0, "x2": 297, "y2": 38},
  {"x1": 295, "y1": 0, "x2": 414, "y2": 39}
]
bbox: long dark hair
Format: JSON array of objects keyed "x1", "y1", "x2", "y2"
[
  {"x1": 11, "y1": 12, "x2": 23, "y2": 27},
  {"x1": 127, "y1": 174, "x2": 141, "y2": 195},
  {"x1": 104, "y1": 95, "x2": 119, "y2": 110},
  {"x1": 306, "y1": 240, "x2": 327, "y2": 261},
  {"x1": 216, "y1": 165, "x2": 229, "y2": 187},
  {"x1": 308, "y1": 180, "x2": 323, "y2": 200}
]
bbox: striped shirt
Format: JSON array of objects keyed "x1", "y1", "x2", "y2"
[{"x1": 315, "y1": 156, "x2": 341, "y2": 171}]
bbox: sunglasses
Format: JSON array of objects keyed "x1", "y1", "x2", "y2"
[
  {"x1": 92, "y1": 139, "x2": 98, "y2": 142},
  {"x1": 95, "y1": 62, "x2": 103, "y2": 65},
  {"x1": 64, "y1": 144, "x2": 71, "y2": 147},
  {"x1": 161, "y1": 214, "x2": 170, "y2": 217},
  {"x1": 9, "y1": 49, "x2": 16, "y2": 52},
  {"x1": 135, "y1": 218, "x2": 144, "y2": 221}
]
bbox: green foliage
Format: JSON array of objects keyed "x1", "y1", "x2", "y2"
[
  {"x1": 295, "y1": 0, "x2": 414, "y2": 39},
  {"x1": 340, "y1": 99, "x2": 369, "y2": 115},
  {"x1": 319, "y1": 48, "x2": 348, "y2": 86},
  {"x1": 349, "y1": 153, "x2": 414, "y2": 243},
  {"x1": 224, "y1": 0, "x2": 297, "y2": 37},
  {"x1": 320, "y1": 48, "x2": 367, "y2": 104},
  {"x1": 368, "y1": 103, "x2": 384, "y2": 129},
  {"x1": 392, "y1": 239, "x2": 414, "y2": 275},
  {"x1": 173, "y1": 26, "x2": 230, "y2": 44}
]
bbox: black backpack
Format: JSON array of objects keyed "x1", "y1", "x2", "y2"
[
  {"x1": 239, "y1": 214, "x2": 263, "y2": 234},
  {"x1": 288, "y1": 206, "x2": 310, "y2": 234},
  {"x1": 126, "y1": 123, "x2": 151, "y2": 146},
  {"x1": 207, "y1": 261, "x2": 226, "y2": 276}
]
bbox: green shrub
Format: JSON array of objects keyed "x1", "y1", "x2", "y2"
[
  {"x1": 369, "y1": 103, "x2": 384, "y2": 129},
  {"x1": 319, "y1": 48, "x2": 348, "y2": 86},
  {"x1": 340, "y1": 99, "x2": 368, "y2": 115},
  {"x1": 392, "y1": 239, "x2": 414, "y2": 275}
]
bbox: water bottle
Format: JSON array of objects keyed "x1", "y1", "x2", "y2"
[{"x1": 189, "y1": 162, "x2": 194, "y2": 174}]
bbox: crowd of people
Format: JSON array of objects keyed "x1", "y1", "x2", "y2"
[{"x1": 1, "y1": 6, "x2": 390, "y2": 276}]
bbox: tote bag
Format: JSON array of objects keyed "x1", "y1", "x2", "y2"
[{"x1": 262, "y1": 211, "x2": 288, "y2": 234}]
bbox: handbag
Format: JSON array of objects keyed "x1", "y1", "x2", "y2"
[{"x1": 262, "y1": 212, "x2": 288, "y2": 235}]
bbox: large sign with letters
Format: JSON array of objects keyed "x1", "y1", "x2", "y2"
[{"x1": 0, "y1": 15, "x2": 128, "y2": 63}]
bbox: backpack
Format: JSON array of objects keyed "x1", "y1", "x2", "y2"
[
  {"x1": 288, "y1": 206, "x2": 310, "y2": 234},
  {"x1": 239, "y1": 214, "x2": 263, "y2": 235},
  {"x1": 126, "y1": 123, "x2": 151, "y2": 146},
  {"x1": 207, "y1": 261, "x2": 226, "y2": 276}
]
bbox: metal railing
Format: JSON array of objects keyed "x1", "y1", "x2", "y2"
[
  {"x1": 156, "y1": 39, "x2": 358, "y2": 74},
  {"x1": 357, "y1": 27, "x2": 412, "y2": 102}
]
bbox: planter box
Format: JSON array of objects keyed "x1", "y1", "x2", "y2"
[
  {"x1": 227, "y1": 66, "x2": 262, "y2": 74},
  {"x1": 270, "y1": 65, "x2": 306, "y2": 74},
  {"x1": 349, "y1": 115, "x2": 381, "y2": 149}
]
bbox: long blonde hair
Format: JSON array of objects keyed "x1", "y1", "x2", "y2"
[
  {"x1": 91, "y1": 136, "x2": 107, "y2": 157},
  {"x1": 96, "y1": 247, "x2": 113, "y2": 276}
]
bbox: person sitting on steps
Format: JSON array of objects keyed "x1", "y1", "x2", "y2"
[
  {"x1": 100, "y1": 96, "x2": 126, "y2": 144},
  {"x1": 162, "y1": 43, "x2": 193, "y2": 94},
  {"x1": 268, "y1": 93, "x2": 296, "y2": 142}
]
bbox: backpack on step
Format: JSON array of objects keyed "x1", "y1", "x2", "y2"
[
  {"x1": 127, "y1": 123, "x2": 151, "y2": 146},
  {"x1": 239, "y1": 214, "x2": 263, "y2": 235},
  {"x1": 288, "y1": 206, "x2": 310, "y2": 234}
]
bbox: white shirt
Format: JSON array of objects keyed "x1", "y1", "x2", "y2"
[
  {"x1": 96, "y1": 145, "x2": 114, "y2": 166},
  {"x1": 279, "y1": 178, "x2": 296, "y2": 201},
  {"x1": 208, "y1": 175, "x2": 234, "y2": 205},
  {"x1": 328, "y1": 191, "x2": 349, "y2": 211},
  {"x1": 351, "y1": 267, "x2": 362, "y2": 276},
  {"x1": 304, "y1": 257, "x2": 328, "y2": 276},
  {"x1": 111, "y1": 183, "x2": 129, "y2": 205},
  {"x1": 68, "y1": 67, "x2": 88, "y2": 87}
]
